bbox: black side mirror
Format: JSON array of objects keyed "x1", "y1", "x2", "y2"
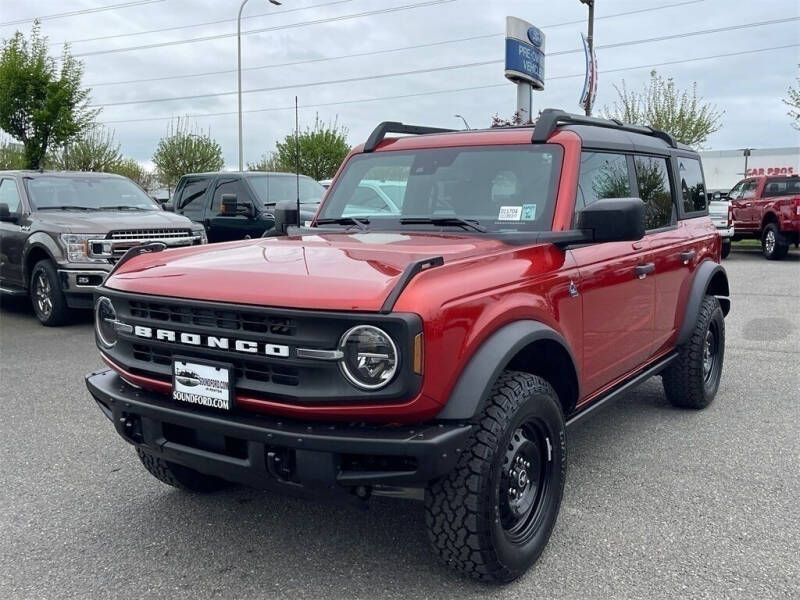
[
  {"x1": 163, "y1": 203, "x2": 175, "y2": 212},
  {"x1": 264, "y1": 200, "x2": 299, "y2": 237},
  {"x1": 577, "y1": 197, "x2": 645, "y2": 243},
  {"x1": 221, "y1": 193, "x2": 254, "y2": 218},
  {"x1": 0, "y1": 203, "x2": 17, "y2": 223}
]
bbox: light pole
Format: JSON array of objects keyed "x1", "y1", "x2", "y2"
[
  {"x1": 454, "y1": 114, "x2": 471, "y2": 130},
  {"x1": 238, "y1": 0, "x2": 281, "y2": 171},
  {"x1": 742, "y1": 148, "x2": 753, "y2": 178},
  {"x1": 579, "y1": 0, "x2": 595, "y2": 116}
]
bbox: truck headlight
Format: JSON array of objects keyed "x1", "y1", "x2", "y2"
[
  {"x1": 192, "y1": 225, "x2": 208, "y2": 244},
  {"x1": 95, "y1": 296, "x2": 118, "y2": 347},
  {"x1": 59, "y1": 233, "x2": 108, "y2": 263},
  {"x1": 338, "y1": 325, "x2": 398, "y2": 390}
]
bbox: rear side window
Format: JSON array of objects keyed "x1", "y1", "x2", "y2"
[
  {"x1": 763, "y1": 177, "x2": 800, "y2": 197},
  {"x1": 0, "y1": 178, "x2": 22, "y2": 213},
  {"x1": 177, "y1": 178, "x2": 211, "y2": 218},
  {"x1": 575, "y1": 152, "x2": 631, "y2": 219},
  {"x1": 634, "y1": 156, "x2": 675, "y2": 230},
  {"x1": 677, "y1": 157, "x2": 706, "y2": 214}
]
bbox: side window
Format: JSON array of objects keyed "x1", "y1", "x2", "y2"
[
  {"x1": 634, "y1": 155, "x2": 675, "y2": 230},
  {"x1": 727, "y1": 181, "x2": 744, "y2": 200},
  {"x1": 178, "y1": 178, "x2": 211, "y2": 218},
  {"x1": 0, "y1": 179, "x2": 22, "y2": 213},
  {"x1": 211, "y1": 179, "x2": 245, "y2": 214},
  {"x1": 741, "y1": 180, "x2": 758, "y2": 199},
  {"x1": 677, "y1": 157, "x2": 706, "y2": 214},
  {"x1": 575, "y1": 152, "x2": 631, "y2": 218}
]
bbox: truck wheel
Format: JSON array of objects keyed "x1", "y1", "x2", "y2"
[
  {"x1": 30, "y1": 259, "x2": 71, "y2": 326},
  {"x1": 762, "y1": 223, "x2": 789, "y2": 260},
  {"x1": 662, "y1": 295, "x2": 725, "y2": 409},
  {"x1": 721, "y1": 239, "x2": 731, "y2": 259},
  {"x1": 425, "y1": 372, "x2": 566, "y2": 583},
  {"x1": 136, "y1": 449, "x2": 230, "y2": 492}
]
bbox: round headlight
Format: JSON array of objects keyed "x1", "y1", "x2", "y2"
[
  {"x1": 338, "y1": 325, "x2": 398, "y2": 390},
  {"x1": 95, "y1": 296, "x2": 118, "y2": 347}
]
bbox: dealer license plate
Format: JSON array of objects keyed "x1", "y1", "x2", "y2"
[{"x1": 172, "y1": 358, "x2": 233, "y2": 411}]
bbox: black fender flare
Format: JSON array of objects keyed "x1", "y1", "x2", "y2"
[
  {"x1": 676, "y1": 260, "x2": 730, "y2": 346},
  {"x1": 436, "y1": 320, "x2": 578, "y2": 421},
  {"x1": 22, "y1": 235, "x2": 60, "y2": 288}
]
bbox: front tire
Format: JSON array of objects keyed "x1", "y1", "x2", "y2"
[
  {"x1": 662, "y1": 295, "x2": 725, "y2": 409},
  {"x1": 425, "y1": 372, "x2": 566, "y2": 583},
  {"x1": 136, "y1": 449, "x2": 231, "y2": 492},
  {"x1": 762, "y1": 223, "x2": 789, "y2": 260},
  {"x1": 29, "y1": 259, "x2": 71, "y2": 326},
  {"x1": 721, "y1": 239, "x2": 731, "y2": 259}
]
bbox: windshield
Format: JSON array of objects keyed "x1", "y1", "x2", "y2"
[
  {"x1": 25, "y1": 176, "x2": 157, "y2": 210},
  {"x1": 248, "y1": 175, "x2": 326, "y2": 206},
  {"x1": 316, "y1": 145, "x2": 562, "y2": 232}
]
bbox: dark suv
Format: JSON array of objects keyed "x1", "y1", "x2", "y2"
[
  {"x1": 0, "y1": 171, "x2": 205, "y2": 325},
  {"x1": 171, "y1": 171, "x2": 326, "y2": 242},
  {"x1": 86, "y1": 110, "x2": 729, "y2": 582}
]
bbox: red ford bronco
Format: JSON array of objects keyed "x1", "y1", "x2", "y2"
[
  {"x1": 727, "y1": 174, "x2": 800, "y2": 259},
  {"x1": 86, "y1": 109, "x2": 730, "y2": 582}
]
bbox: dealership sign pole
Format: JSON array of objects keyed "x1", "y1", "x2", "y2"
[
  {"x1": 504, "y1": 16, "x2": 545, "y2": 123},
  {"x1": 579, "y1": 32, "x2": 598, "y2": 116}
]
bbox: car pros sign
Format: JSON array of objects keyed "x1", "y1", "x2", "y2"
[{"x1": 504, "y1": 17, "x2": 545, "y2": 90}]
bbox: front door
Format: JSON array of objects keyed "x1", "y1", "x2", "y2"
[
  {"x1": 571, "y1": 151, "x2": 656, "y2": 396},
  {"x1": 0, "y1": 177, "x2": 28, "y2": 287},
  {"x1": 208, "y1": 178, "x2": 261, "y2": 242},
  {"x1": 729, "y1": 178, "x2": 759, "y2": 232}
]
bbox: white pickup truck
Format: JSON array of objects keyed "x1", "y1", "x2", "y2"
[{"x1": 708, "y1": 191, "x2": 733, "y2": 258}]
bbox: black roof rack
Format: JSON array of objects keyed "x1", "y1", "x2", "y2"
[
  {"x1": 363, "y1": 121, "x2": 456, "y2": 153},
  {"x1": 532, "y1": 108, "x2": 678, "y2": 148}
]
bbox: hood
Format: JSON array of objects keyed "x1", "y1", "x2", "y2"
[
  {"x1": 106, "y1": 232, "x2": 510, "y2": 311},
  {"x1": 35, "y1": 209, "x2": 197, "y2": 233}
]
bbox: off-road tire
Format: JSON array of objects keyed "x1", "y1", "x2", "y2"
[
  {"x1": 425, "y1": 371, "x2": 566, "y2": 583},
  {"x1": 721, "y1": 239, "x2": 731, "y2": 259},
  {"x1": 761, "y1": 223, "x2": 789, "y2": 260},
  {"x1": 662, "y1": 295, "x2": 725, "y2": 409},
  {"x1": 30, "y1": 259, "x2": 71, "y2": 326},
  {"x1": 136, "y1": 449, "x2": 231, "y2": 492}
]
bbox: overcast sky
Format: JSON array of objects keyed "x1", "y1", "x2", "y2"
[{"x1": 2, "y1": 0, "x2": 799, "y2": 168}]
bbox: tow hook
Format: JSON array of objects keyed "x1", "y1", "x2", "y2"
[
  {"x1": 352, "y1": 485, "x2": 371, "y2": 511},
  {"x1": 266, "y1": 448, "x2": 294, "y2": 481}
]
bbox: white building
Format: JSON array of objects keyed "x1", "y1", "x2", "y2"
[{"x1": 699, "y1": 147, "x2": 800, "y2": 192}]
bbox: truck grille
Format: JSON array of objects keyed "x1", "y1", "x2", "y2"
[
  {"x1": 128, "y1": 300, "x2": 296, "y2": 336},
  {"x1": 109, "y1": 228, "x2": 193, "y2": 240}
]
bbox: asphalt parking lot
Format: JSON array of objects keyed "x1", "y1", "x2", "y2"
[{"x1": 1, "y1": 247, "x2": 798, "y2": 600}]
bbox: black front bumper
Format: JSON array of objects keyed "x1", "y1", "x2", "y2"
[{"x1": 86, "y1": 369, "x2": 471, "y2": 492}]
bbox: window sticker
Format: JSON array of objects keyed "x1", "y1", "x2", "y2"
[
  {"x1": 498, "y1": 205, "x2": 522, "y2": 221},
  {"x1": 521, "y1": 204, "x2": 537, "y2": 221}
]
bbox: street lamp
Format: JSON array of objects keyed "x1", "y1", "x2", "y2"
[
  {"x1": 454, "y1": 114, "x2": 471, "y2": 130},
  {"x1": 579, "y1": 0, "x2": 595, "y2": 116},
  {"x1": 238, "y1": 0, "x2": 281, "y2": 171}
]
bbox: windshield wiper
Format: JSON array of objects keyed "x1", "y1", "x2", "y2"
[
  {"x1": 37, "y1": 206, "x2": 98, "y2": 211},
  {"x1": 314, "y1": 217, "x2": 370, "y2": 231},
  {"x1": 399, "y1": 217, "x2": 487, "y2": 233},
  {"x1": 98, "y1": 205, "x2": 154, "y2": 211}
]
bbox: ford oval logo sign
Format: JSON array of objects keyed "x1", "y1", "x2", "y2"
[{"x1": 527, "y1": 26, "x2": 543, "y2": 48}]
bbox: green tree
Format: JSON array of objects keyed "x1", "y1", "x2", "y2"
[
  {"x1": 271, "y1": 115, "x2": 350, "y2": 180},
  {"x1": 152, "y1": 118, "x2": 224, "y2": 191},
  {"x1": 48, "y1": 126, "x2": 122, "y2": 172},
  {"x1": 247, "y1": 152, "x2": 285, "y2": 172},
  {"x1": 603, "y1": 70, "x2": 722, "y2": 147},
  {"x1": 112, "y1": 157, "x2": 155, "y2": 192},
  {"x1": 0, "y1": 22, "x2": 97, "y2": 169},
  {"x1": 0, "y1": 137, "x2": 25, "y2": 169},
  {"x1": 783, "y1": 65, "x2": 800, "y2": 130}
]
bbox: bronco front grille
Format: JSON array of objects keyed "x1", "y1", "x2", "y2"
[{"x1": 128, "y1": 301, "x2": 296, "y2": 336}]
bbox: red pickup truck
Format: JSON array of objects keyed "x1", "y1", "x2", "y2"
[{"x1": 728, "y1": 175, "x2": 800, "y2": 259}]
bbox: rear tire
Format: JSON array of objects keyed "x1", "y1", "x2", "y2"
[
  {"x1": 762, "y1": 223, "x2": 789, "y2": 260},
  {"x1": 425, "y1": 372, "x2": 566, "y2": 583},
  {"x1": 136, "y1": 449, "x2": 231, "y2": 492},
  {"x1": 662, "y1": 295, "x2": 725, "y2": 409},
  {"x1": 29, "y1": 259, "x2": 72, "y2": 326},
  {"x1": 721, "y1": 239, "x2": 731, "y2": 259}
]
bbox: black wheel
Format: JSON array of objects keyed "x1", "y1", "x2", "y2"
[
  {"x1": 721, "y1": 239, "x2": 731, "y2": 259},
  {"x1": 29, "y1": 259, "x2": 71, "y2": 326},
  {"x1": 761, "y1": 223, "x2": 789, "y2": 260},
  {"x1": 662, "y1": 295, "x2": 725, "y2": 409},
  {"x1": 425, "y1": 372, "x2": 566, "y2": 583},
  {"x1": 136, "y1": 449, "x2": 231, "y2": 492}
]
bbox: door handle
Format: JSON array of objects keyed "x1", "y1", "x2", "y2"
[
  {"x1": 680, "y1": 250, "x2": 696, "y2": 264},
  {"x1": 635, "y1": 263, "x2": 655, "y2": 279}
]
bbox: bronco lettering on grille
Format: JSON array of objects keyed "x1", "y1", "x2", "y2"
[{"x1": 133, "y1": 325, "x2": 290, "y2": 357}]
